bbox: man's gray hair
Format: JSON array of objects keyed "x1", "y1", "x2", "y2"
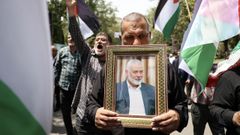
[
  {"x1": 120, "y1": 12, "x2": 150, "y2": 34},
  {"x1": 126, "y1": 59, "x2": 143, "y2": 71}
]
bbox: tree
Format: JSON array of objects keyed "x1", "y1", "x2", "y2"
[
  {"x1": 83, "y1": 0, "x2": 119, "y2": 44},
  {"x1": 48, "y1": 0, "x2": 67, "y2": 44},
  {"x1": 48, "y1": 0, "x2": 119, "y2": 45}
]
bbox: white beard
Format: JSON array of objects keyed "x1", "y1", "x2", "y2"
[
  {"x1": 128, "y1": 76, "x2": 142, "y2": 86},
  {"x1": 95, "y1": 50, "x2": 104, "y2": 56}
]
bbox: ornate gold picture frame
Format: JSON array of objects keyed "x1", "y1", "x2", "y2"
[{"x1": 104, "y1": 45, "x2": 168, "y2": 128}]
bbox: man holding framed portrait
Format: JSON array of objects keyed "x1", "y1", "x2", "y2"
[
  {"x1": 67, "y1": 1, "x2": 188, "y2": 134},
  {"x1": 85, "y1": 12, "x2": 188, "y2": 135}
]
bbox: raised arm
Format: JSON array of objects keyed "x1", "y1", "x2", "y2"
[
  {"x1": 67, "y1": 0, "x2": 90, "y2": 60},
  {"x1": 67, "y1": 0, "x2": 91, "y2": 113}
]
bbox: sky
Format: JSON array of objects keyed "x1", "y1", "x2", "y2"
[{"x1": 104, "y1": 0, "x2": 159, "y2": 18}]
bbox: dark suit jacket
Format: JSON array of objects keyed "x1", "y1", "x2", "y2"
[{"x1": 116, "y1": 80, "x2": 155, "y2": 115}]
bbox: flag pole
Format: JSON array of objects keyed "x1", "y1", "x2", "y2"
[{"x1": 184, "y1": 0, "x2": 192, "y2": 21}]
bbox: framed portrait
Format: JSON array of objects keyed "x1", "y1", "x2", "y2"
[{"x1": 104, "y1": 45, "x2": 168, "y2": 129}]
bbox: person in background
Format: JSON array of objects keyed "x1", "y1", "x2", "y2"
[
  {"x1": 190, "y1": 67, "x2": 225, "y2": 135},
  {"x1": 67, "y1": 2, "x2": 112, "y2": 135},
  {"x1": 185, "y1": 75, "x2": 194, "y2": 104},
  {"x1": 51, "y1": 45, "x2": 61, "y2": 112},
  {"x1": 51, "y1": 45, "x2": 58, "y2": 59},
  {"x1": 54, "y1": 33, "x2": 81, "y2": 135},
  {"x1": 172, "y1": 51, "x2": 188, "y2": 94},
  {"x1": 169, "y1": 52, "x2": 177, "y2": 64},
  {"x1": 209, "y1": 62, "x2": 240, "y2": 135}
]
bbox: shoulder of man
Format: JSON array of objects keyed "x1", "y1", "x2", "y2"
[
  {"x1": 116, "y1": 81, "x2": 127, "y2": 88},
  {"x1": 220, "y1": 67, "x2": 240, "y2": 83},
  {"x1": 141, "y1": 83, "x2": 155, "y2": 90}
]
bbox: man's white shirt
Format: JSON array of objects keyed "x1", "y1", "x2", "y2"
[{"x1": 127, "y1": 81, "x2": 146, "y2": 115}]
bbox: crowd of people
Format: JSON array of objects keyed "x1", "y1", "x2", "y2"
[{"x1": 51, "y1": 1, "x2": 240, "y2": 135}]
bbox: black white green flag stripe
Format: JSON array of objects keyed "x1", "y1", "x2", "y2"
[
  {"x1": 0, "y1": 1, "x2": 53, "y2": 135},
  {"x1": 77, "y1": 0, "x2": 100, "y2": 39},
  {"x1": 154, "y1": 0, "x2": 180, "y2": 39}
]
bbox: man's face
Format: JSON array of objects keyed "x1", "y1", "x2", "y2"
[
  {"x1": 51, "y1": 46, "x2": 57, "y2": 58},
  {"x1": 67, "y1": 34, "x2": 75, "y2": 48},
  {"x1": 126, "y1": 63, "x2": 143, "y2": 86},
  {"x1": 121, "y1": 18, "x2": 150, "y2": 45},
  {"x1": 93, "y1": 35, "x2": 109, "y2": 56}
]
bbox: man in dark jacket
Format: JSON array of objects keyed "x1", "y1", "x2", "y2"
[
  {"x1": 85, "y1": 12, "x2": 188, "y2": 135},
  {"x1": 209, "y1": 65, "x2": 240, "y2": 135},
  {"x1": 67, "y1": 1, "x2": 188, "y2": 135}
]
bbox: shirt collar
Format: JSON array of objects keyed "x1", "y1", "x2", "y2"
[{"x1": 127, "y1": 80, "x2": 141, "y2": 90}]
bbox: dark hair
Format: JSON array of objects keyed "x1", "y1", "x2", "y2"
[
  {"x1": 120, "y1": 12, "x2": 150, "y2": 34},
  {"x1": 96, "y1": 32, "x2": 112, "y2": 44}
]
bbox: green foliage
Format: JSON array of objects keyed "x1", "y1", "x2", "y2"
[
  {"x1": 48, "y1": 0, "x2": 67, "y2": 44},
  {"x1": 48, "y1": 0, "x2": 119, "y2": 45},
  {"x1": 83, "y1": 0, "x2": 119, "y2": 44}
]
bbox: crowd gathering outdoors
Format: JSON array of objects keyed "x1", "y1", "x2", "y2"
[{"x1": 51, "y1": 1, "x2": 240, "y2": 135}]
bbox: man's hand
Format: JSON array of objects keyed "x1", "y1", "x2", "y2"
[
  {"x1": 95, "y1": 107, "x2": 122, "y2": 130},
  {"x1": 66, "y1": 0, "x2": 77, "y2": 17},
  {"x1": 232, "y1": 111, "x2": 240, "y2": 126},
  {"x1": 151, "y1": 109, "x2": 180, "y2": 134},
  {"x1": 185, "y1": 79, "x2": 190, "y2": 84}
]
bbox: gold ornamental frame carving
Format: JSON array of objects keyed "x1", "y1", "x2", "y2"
[{"x1": 104, "y1": 45, "x2": 168, "y2": 128}]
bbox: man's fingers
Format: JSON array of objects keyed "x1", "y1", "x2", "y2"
[
  {"x1": 95, "y1": 117, "x2": 121, "y2": 129},
  {"x1": 95, "y1": 108, "x2": 121, "y2": 129},
  {"x1": 100, "y1": 108, "x2": 118, "y2": 117},
  {"x1": 71, "y1": 0, "x2": 77, "y2": 6},
  {"x1": 151, "y1": 110, "x2": 180, "y2": 134},
  {"x1": 98, "y1": 113, "x2": 118, "y2": 122},
  {"x1": 152, "y1": 110, "x2": 179, "y2": 122},
  {"x1": 152, "y1": 112, "x2": 171, "y2": 122},
  {"x1": 233, "y1": 112, "x2": 240, "y2": 126},
  {"x1": 152, "y1": 117, "x2": 173, "y2": 127},
  {"x1": 95, "y1": 120, "x2": 107, "y2": 128},
  {"x1": 66, "y1": 0, "x2": 77, "y2": 7},
  {"x1": 152, "y1": 124, "x2": 174, "y2": 134}
]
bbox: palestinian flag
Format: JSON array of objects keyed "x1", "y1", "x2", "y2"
[
  {"x1": 154, "y1": 0, "x2": 180, "y2": 39},
  {"x1": 207, "y1": 41, "x2": 240, "y2": 87},
  {"x1": 179, "y1": 0, "x2": 240, "y2": 90},
  {"x1": 77, "y1": 0, "x2": 100, "y2": 39},
  {"x1": 0, "y1": 1, "x2": 53, "y2": 134}
]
